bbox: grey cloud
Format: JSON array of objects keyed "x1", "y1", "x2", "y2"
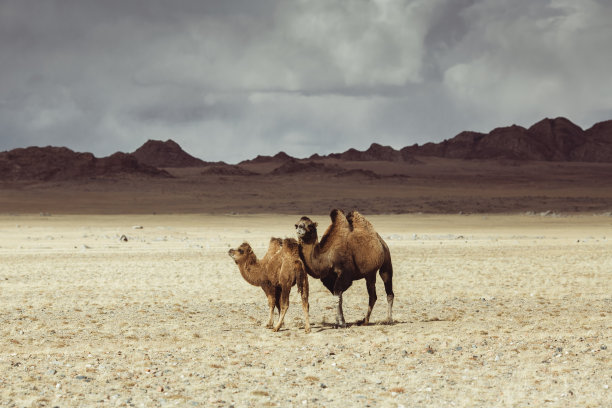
[{"x1": 1, "y1": 0, "x2": 611, "y2": 163}]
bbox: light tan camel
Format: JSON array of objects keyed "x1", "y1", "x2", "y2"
[
  {"x1": 228, "y1": 237, "x2": 311, "y2": 333},
  {"x1": 295, "y1": 209, "x2": 393, "y2": 327}
]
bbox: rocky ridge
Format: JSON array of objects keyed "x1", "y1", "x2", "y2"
[
  {"x1": 133, "y1": 139, "x2": 207, "y2": 167},
  {"x1": 0, "y1": 146, "x2": 170, "y2": 181}
]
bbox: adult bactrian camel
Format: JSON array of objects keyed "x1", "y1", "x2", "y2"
[
  {"x1": 228, "y1": 237, "x2": 311, "y2": 333},
  {"x1": 295, "y1": 209, "x2": 393, "y2": 327}
]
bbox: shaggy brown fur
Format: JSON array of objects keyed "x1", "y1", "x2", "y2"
[
  {"x1": 296, "y1": 209, "x2": 393, "y2": 327},
  {"x1": 228, "y1": 237, "x2": 310, "y2": 333}
]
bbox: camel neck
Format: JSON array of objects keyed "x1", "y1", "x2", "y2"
[
  {"x1": 237, "y1": 255, "x2": 265, "y2": 287},
  {"x1": 299, "y1": 240, "x2": 326, "y2": 279}
]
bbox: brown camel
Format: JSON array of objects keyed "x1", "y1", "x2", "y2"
[
  {"x1": 228, "y1": 237, "x2": 311, "y2": 333},
  {"x1": 295, "y1": 209, "x2": 393, "y2": 327}
]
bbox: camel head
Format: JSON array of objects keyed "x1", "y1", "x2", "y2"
[
  {"x1": 295, "y1": 216, "x2": 318, "y2": 244},
  {"x1": 228, "y1": 242, "x2": 253, "y2": 264}
]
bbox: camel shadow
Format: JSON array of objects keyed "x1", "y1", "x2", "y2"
[{"x1": 313, "y1": 319, "x2": 404, "y2": 332}]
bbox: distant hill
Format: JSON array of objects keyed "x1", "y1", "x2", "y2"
[
  {"x1": 2, "y1": 117, "x2": 612, "y2": 184},
  {"x1": 133, "y1": 139, "x2": 207, "y2": 167},
  {"x1": 239, "y1": 151, "x2": 294, "y2": 165},
  {"x1": 401, "y1": 117, "x2": 612, "y2": 162},
  {"x1": 0, "y1": 146, "x2": 170, "y2": 181},
  {"x1": 326, "y1": 143, "x2": 415, "y2": 162}
]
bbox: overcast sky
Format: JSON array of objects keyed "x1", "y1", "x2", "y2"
[{"x1": 1, "y1": 0, "x2": 611, "y2": 163}]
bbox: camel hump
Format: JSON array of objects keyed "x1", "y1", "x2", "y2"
[
  {"x1": 262, "y1": 237, "x2": 283, "y2": 263},
  {"x1": 346, "y1": 211, "x2": 386, "y2": 270},
  {"x1": 269, "y1": 237, "x2": 283, "y2": 248},
  {"x1": 320, "y1": 209, "x2": 351, "y2": 250},
  {"x1": 282, "y1": 238, "x2": 299, "y2": 254},
  {"x1": 347, "y1": 210, "x2": 376, "y2": 234},
  {"x1": 329, "y1": 208, "x2": 346, "y2": 223},
  {"x1": 268, "y1": 237, "x2": 283, "y2": 252}
]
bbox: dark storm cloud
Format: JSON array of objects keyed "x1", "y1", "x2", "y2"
[{"x1": 1, "y1": 0, "x2": 611, "y2": 163}]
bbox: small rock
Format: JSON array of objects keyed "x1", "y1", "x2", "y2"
[
  {"x1": 132, "y1": 226, "x2": 143, "y2": 229},
  {"x1": 320, "y1": 383, "x2": 327, "y2": 389},
  {"x1": 601, "y1": 345, "x2": 607, "y2": 350},
  {"x1": 119, "y1": 235, "x2": 128, "y2": 242}
]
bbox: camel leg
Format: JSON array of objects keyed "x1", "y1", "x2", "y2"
[
  {"x1": 301, "y1": 274, "x2": 311, "y2": 334},
  {"x1": 273, "y1": 288, "x2": 290, "y2": 332},
  {"x1": 264, "y1": 289, "x2": 276, "y2": 329},
  {"x1": 334, "y1": 292, "x2": 346, "y2": 328},
  {"x1": 332, "y1": 269, "x2": 353, "y2": 328},
  {"x1": 379, "y1": 269, "x2": 394, "y2": 324},
  {"x1": 274, "y1": 286, "x2": 282, "y2": 327},
  {"x1": 361, "y1": 273, "x2": 377, "y2": 325}
]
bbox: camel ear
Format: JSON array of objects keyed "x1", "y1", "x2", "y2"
[
  {"x1": 294, "y1": 224, "x2": 298, "y2": 229},
  {"x1": 314, "y1": 222, "x2": 318, "y2": 228}
]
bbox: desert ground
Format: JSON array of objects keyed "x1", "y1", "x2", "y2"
[{"x1": 0, "y1": 213, "x2": 610, "y2": 407}]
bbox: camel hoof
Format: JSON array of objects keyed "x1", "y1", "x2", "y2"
[
  {"x1": 304, "y1": 327, "x2": 311, "y2": 334},
  {"x1": 356, "y1": 318, "x2": 369, "y2": 326}
]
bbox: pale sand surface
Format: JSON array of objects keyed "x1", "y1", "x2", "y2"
[{"x1": 0, "y1": 214, "x2": 610, "y2": 407}]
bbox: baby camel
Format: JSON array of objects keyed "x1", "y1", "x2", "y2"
[{"x1": 228, "y1": 237, "x2": 310, "y2": 333}]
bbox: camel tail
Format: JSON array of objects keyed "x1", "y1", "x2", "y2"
[
  {"x1": 378, "y1": 235, "x2": 394, "y2": 296},
  {"x1": 379, "y1": 235, "x2": 394, "y2": 323}
]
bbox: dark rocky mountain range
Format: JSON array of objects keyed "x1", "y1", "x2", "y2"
[
  {"x1": 303, "y1": 117, "x2": 612, "y2": 163},
  {"x1": 133, "y1": 139, "x2": 207, "y2": 167},
  {"x1": 2, "y1": 117, "x2": 612, "y2": 181},
  {"x1": 238, "y1": 151, "x2": 293, "y2": 165},
  {"x1": 401, "y1": 117, "x2": 612, "y2": 162},
  {"x1": 321, "y1": 142, "x2": 422, "y2": 163},
  {"x1": 0, "y1": 146, "x2": 170, "y2": 181}
]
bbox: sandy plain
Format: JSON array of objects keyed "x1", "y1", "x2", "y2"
[{"x1": 0, "y1": 213, "x2": 610, "y2": 407}]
